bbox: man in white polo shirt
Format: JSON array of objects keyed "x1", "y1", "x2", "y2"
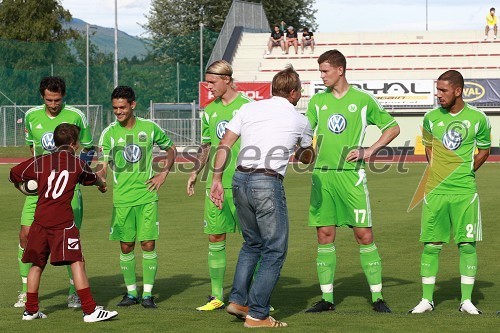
[{"x1": 210, "y1": 65, "x2": 314, "y2": 328}]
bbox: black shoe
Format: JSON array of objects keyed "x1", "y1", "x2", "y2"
[
  {"x1": 116, "y1": 293, "x2": 139, "y2": 307},
  {"x1": 141, "y1": 296, "x2": 157, "y2": 309},
  {"x1": 373, "y1": 298, "x2": 391, "y2": 313},
  {"x1": 305, "y1": 299, "x2": 335, "y2": 313}
]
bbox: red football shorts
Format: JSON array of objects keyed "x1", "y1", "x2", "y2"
[{"x1": 22, "y1": 222, "x2": 84, "y2": 268}]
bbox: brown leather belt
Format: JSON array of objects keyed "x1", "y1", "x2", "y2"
[{"x1": 236, "y1": 165, "x2": 284, "y2": 181}]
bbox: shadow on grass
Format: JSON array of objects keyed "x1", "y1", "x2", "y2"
[
  {"x1": 270, "y1": 272, "x2": 414, "y2": 317},
  {"x1": 433, "y1": 277, "x2": 494, "y2": 307},
  {"x1": 39, "y1": 273, "x2": 210, "y2": 314}
]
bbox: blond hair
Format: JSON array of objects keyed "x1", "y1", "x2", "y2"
[{"x1": 272, "y1": 64, "x2": 301, "y2": 98}]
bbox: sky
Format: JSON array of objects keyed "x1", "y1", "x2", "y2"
[{"x1": 61, "y1": 0, "x2": 495, "y2": 37}]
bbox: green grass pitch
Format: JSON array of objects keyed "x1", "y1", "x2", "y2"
[{"x1": 0, "y1": 163, "x2": 499, "y2": 332}]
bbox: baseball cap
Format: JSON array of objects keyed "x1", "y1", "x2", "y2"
[{"x1": 287, "y1": 26, "x2": 294, "y2": 30}]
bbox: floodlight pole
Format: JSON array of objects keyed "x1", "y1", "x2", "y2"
[
  {"x1": 114, "y1": 0, "x2": 119, "y2": 88},
  {"x1": 425, "y1": 0, "x2": 428, "y2": 31},
  {"x1": 200, "y1": 22, "x2": 204, "y2": 82},
  {"x1": 86, "y1": 23, "x2": 90, "y2": 121}
]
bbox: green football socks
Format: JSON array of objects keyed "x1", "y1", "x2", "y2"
[
  {"x1": 316, "y1": 243, "x2": 336, "y2": 303},
  {"x1": 420, "y1": 243, "x2": 442, "y2": 301},
  {"x1": 359, "y1": 243, "x2": 383, "y2": 302},
  {"x1": 18, "y1": 245, "x2": 30, "y2": 293},
  {"x1": 208, "y1": 241, "x2": 226, "y2": 300},
  {"x1": 120, "y1": 251, "x2": 138, "y2": 298},
  {"x1": 459, "y1": 243, "x2": 477, "y2": 302},
  {"x1": 142, "y1": 250, "x2": 158, "y2": 298}
]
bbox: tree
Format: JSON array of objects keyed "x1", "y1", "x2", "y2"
[
  {"x1": 0, "y1": 0, "x2": 75, "y2": 41},
  {"x1": 144, "y1": 0, "x2": 317, "y2": 102},
  {"x1": 258, "y1": 0, "x2": 317, "y2": 31}
]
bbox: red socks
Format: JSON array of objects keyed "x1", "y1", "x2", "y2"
[{"x1": 77, "y1": 287, "x2": 97, "y2": 314}]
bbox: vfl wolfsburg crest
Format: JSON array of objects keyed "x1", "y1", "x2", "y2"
[
  {"x1": 41, "y1": 132, "x2": 56, "y2": 151},
  {"x1": 216, "y1": 120, "x2": 229, "y2": 139},
  {"x1": 138, "y1": 131, "x2": 148, "y2": 142},
  {"x1": 442, "y1": 130, "x2": 462, "y2": 150},
  {"x1": 123, "y1": 144, "x2": 142, "y2": 163},
  {"x1": 327, "y1": 114, "x2": 347, "y2": 134}
]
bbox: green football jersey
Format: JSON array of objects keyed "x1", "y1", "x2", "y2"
[
  {"x1": 422, "y1": 103, "x2": 491, "y2": 194},
  {"x1": 201, "y1": 93, "x2": 253, "y2": 188},
  {"x1": 25, "y1": 104, "x2": 93, "y2": 156},
  {"x1": 99, "y1": 117, "x2": 174, "y2": 207},
  {"x1": 306, "y1": 86, "x2": 397, "y2": 170}
]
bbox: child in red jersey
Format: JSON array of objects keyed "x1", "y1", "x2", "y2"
[{"x1": 10, "y1": 123, "x2": 118, "y2": 322}]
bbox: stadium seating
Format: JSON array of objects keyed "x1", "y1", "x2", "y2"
[
  {"x1": 231, "y1": 30, "x2": 500, "y2": 149},
  {"x1": 232, "y1": 30, "x2": 500, "y2": 81}
]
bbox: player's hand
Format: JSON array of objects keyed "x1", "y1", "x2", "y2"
[
  {"x1": 96, "y1": 177, "x2": 107, "y2": 193},
  {"x1": 209, "y1": 181, "x2": 224, "y2": 210},
  {"x1": 146, "y1": 173, "x2": 167, "y2": 192},
  {"x1": 187, "y1": 172, "x2": 197, "y2": 196},
  {"x1": 346, "y1": 148, "x2": 370, "y2": 162},
  {"x1": 98, "y1": 184, "x2": 107, "y2": 193}
]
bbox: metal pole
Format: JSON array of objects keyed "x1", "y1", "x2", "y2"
[
  {"x1": 177, "y1": 62, "x2": 180, "y2": 103},
  {"x1": 86, "y1": 23, "x2": 90, "y2": 121},
  {"x1": 14, "y1": 107, "x2": 17, "y2": 146},
  {"x1": 191, "y1": 100, "x2": 196, "y2": 145},
  {"x1": 199, "y1": 23, "x2": 204, "y2": 82},
  {"x1": 114, "y1": 0, "x2": 119, "y2": 87},
  {"x1": 3, "y1": 107, "x2": 6, "y2": 146},
  {"x1": 426, "y1": 0, "x2": 428, "y2": 31}
]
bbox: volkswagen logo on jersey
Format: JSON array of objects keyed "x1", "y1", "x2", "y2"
[
  {"x1": 327, "y1": 114, "x2": 347, "y2": 134},
  {"x1": 442, "y1": 130, "x2": 462, "y2": 150},
  {"x1": 41, "y1": 132, "x2": 56, "y2": 151},
  {"x1": 123, "y1": 144, "x2": 142, "y2": 163},
  {"x1": 216, "y1": 120, "x2": 229, "y2": 139}
]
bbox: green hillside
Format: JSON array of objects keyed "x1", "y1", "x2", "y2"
[{"x1": 64, "y1": 18, "x2": 150, "y2": 60}]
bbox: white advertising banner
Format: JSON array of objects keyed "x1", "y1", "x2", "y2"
[{"x1": 308, "y1": 80, "x2": 435, "y2": 106}]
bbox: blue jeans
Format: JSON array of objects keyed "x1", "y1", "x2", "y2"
[{"x1": 229, "y1": 171, "x2": 289, "y2": 319}]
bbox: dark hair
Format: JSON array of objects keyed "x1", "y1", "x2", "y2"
[
  {"x1": 318, "y1": 49, "x2": 347, "y2": 71},
  {"x1": 39, "y1": 76, "x2": 66, "y2": 97},
  {"x1": 111, "y1": 86, "x2": 136, "y2": 103},
  {"x1": 303, "y1": 27, "x2": 309, "y2": 32},
  {"x1": 437, "y1": 70, "x2": 464, "y2": 89},
  {"x1": 272, "y1": 64, "x2": 301, "y2": 97},
  {"x1": 490, "y1": 7, "x2": 495, "y2": 12},
  {"x1": 53, "y1": 123, "x2": 80, "y2": 148}
]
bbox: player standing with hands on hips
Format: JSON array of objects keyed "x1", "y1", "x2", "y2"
[
  {"x1": 305, "y1": 49, "x2": 400, "y2": 313},
  {"x1": 97, "y1": 86, "x2": 176, "y2": 309},
  {"x1": 210, "y1": 65, "x2": 315, "y2": 328},
  {"x1": 10, "y1": 123, "x2": 118, "y2": 322},
  {"x1": 409, "y1": 70, "x2": 491, "y2": 315}
]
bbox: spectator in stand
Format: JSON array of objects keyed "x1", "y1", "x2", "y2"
[
  {"x1": 484, "y1": 7, "x2": 497, "y2": 40},
  {"x1": 285, "y1": 26, "x2": 299, "y2": 55},
  {"x1": 279, "y1": 21, "x2": 287, "y2": 33},
  {"x1": 267, "y1": 25, "x2": 285, "y2": 55},
  {"x1": 301, "y1": 27, "x2": 315, "y2": 54}
]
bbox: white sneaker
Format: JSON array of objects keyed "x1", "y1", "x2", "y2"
[
  {"x1": 266, "y1": 51, "x2": 270, "y2": 55},
  {"x1": 310, "y1": 50, "x2": 314, "y2": 54},
  {"x1": 14, "y1": 292, "x2": 26, "y2": 308},
  {"x1": 68, "y1": 293, "x2": 82, "y2": 308},
  {"x1": 459, "y1": 300, "x2": 482, "y2": 314},
  {"x1": 22, "y1": 310, "x2": 47, "y2": 320},
  {"x1": 83, "y1": 306, "x2": 118, "y2": 323},
  {"x1": 484, "y1": 35, "x2": 488, "y2": 40},
  {"x1": 409, "y1": 299, "x2": 434, "y2": 313}
]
